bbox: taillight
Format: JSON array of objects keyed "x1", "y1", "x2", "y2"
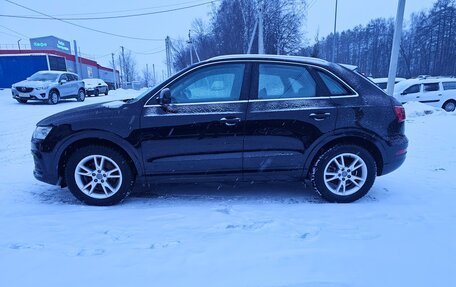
[{"x1": 394, "y1": 106, "x2": 406, "y2": 123}]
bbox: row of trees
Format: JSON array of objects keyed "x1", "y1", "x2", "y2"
[
  {"x1": 304, "y1": 0, "x2": 456, "y2": 78},
  {"x1": 173, "y1": 0, "x2": 306, "y2": 70},
  {"x1": 173, "y1": 0, "x2": 456, "y2": 79}
]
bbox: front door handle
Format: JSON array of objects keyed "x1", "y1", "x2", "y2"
[
  {"x1": 309, "y1": 112, "x2": 331, "y2": 121},
  {"x1": 220, "y1": 117, "x2": 241, "y2": 126}
]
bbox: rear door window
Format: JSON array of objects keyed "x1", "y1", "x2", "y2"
[
  {"x1": 423, "y1": 83, "x2": 440, "y2": 92},
  {"x1": 257, "y1": 64, "x2": 317, "y2": 99}
]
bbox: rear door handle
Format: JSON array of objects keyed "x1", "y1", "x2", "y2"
[
  {"x1": 220, "y1": 117, "x2": 241, "y2": 126},
  {"x1": 309, "y1": 112, "x2": 331, "y2": 121}
]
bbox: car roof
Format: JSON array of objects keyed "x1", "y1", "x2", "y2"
[
  {"x1": 36, "y1": 70, "x2": 76, "y2": 76},
  {"x1": 398, "y1": 77, "x2": 456, "y2": 85},
  {"x1": 206, "y1": 54, "x2": 330, "y2": 66}
]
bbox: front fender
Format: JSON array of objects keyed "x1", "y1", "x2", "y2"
[{"x1": 53, "y1": 130, "x2": 144, "y2": 177}]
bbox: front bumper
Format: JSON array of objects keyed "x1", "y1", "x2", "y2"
[
  {"x1": 12, "y1": 89, "x2": 48, "y2": 100},
  {"x1": 31, "y1": 139, "x2": 60, "y2": 185}
]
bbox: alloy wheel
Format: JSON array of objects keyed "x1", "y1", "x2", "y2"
[
  {"x1": 74, "y1": 155, "x2": 123, "y2": 199},
  {"x1": 323, "y1": 153, "x2": 368, "y2": 196}
]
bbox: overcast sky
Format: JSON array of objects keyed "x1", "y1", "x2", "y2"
[{"x1": 0, "y1": 0, "x2": 437, "y2": 78}]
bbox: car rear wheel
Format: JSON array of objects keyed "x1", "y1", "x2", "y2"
[
  {"x1": 47, "y1": 91, "x2": 59, "y2": 105},
  {"x1": 442, "y1": 100, "x2": 456, "y2": 112},
  {"x1": 311, "y1": 145, "x2": 377, "y2": 203},
  {"x1": 77, "y1": 89, "x2": 86, "y2": 102},
  {"x1": 16, "y1": 98, "x2": 27, "y2": 104},
  {"x1": 104, "y1": 88, "x2": 109, "y2": 95},
  {"x1": 64, "y1": 145, "x2": 135, "y2": 206}
]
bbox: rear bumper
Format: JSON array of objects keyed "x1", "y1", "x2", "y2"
[{"x1": 379, "y1": 134, "x2": 408, "y2": 176}]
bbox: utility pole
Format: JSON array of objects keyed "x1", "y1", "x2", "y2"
[
  {"x1": 152, "y1": 64, "x2": 156, "y2": 85},
  {"x1": 258, "y1": 3, "x2": 264, "y2": 54},
  {"x1": 165, "y1": 36, "x2": 172, "y2": 77},
  {"x1": 111, "y1": 53, "x2": 117, "y2": 89},
  {"x1": 121, "y1": 46, "x2": 126, "y2": 85},
  {"x1": 188, "y1": 30, "x2": 193, "y2": 65},
  {"x1": 247, "y1": 19, "x2": 258, "y2": 54},
  {"x1": 387, "y1": 0, "x2": 406, "y2": 96},
  {"x1": 146, "y1": 64, "x2": 149, "y2": 87},
  {"x1": 332, "y1": 0, "x2": 338, "y2": 62},
  {"x1": 73, "y1": 40, "x2": 81, "y2": 78}
]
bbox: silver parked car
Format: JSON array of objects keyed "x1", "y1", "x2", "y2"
[{"x1": 11, "y1": 71, "x2": 86, "y2": 104}]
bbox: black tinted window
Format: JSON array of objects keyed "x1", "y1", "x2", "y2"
[
  {"x1": 423, "y1": 83, "x2": 440, "y2": 92},
  {"x1": 404, "y1": 84, "x2": 420, "y2": 94},
  {"x1": 443, "y1": 82, "x2": 456, "y2": 90},
  {"x1": 317, "y1": 70, "x2": 351, "y2": 96},
  {"x1": 169, "y1": 64, "x2": 245, "y2": 104},
  {"x1": 258, "y1": 64, "x2": 316, "y2": 99}
]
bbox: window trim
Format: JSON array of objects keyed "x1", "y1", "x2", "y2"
[{"x1": 144, "y1": 60, "x2": 359, "y2": 107}]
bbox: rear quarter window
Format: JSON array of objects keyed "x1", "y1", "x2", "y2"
[
  {"x1": 443, "y1": 82, "x2": 456, "y2": 90},
  {"x1": 423, "y1": 83, "x2": 440, "y2": 92},
  {"x1": 316, "y1": 70, "x2": 352, "y2": 96}
]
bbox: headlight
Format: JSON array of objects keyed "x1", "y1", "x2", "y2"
[
  {"x1": 35, "y1": 86, "x2": 49, "y2": 90},
  {"x1": 33, "y1": 126, "x2": 53, "y2": 140}
]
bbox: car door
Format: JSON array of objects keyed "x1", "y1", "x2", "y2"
[
  {"x1": 140, "y1": 62, "x2": 250, "y2": 178},
  {"x1": 420, "y1": 82, "x2": 442, "y2": 106},
  {"x1": 400, "y1": 84, "x2": 421, "y2": 103},
  {"x1": 58, "y1": 74, "x2": 71, "y2": 97},
  {"x1": 243, "y1": 62, "x2": 339, "y2": 179}
]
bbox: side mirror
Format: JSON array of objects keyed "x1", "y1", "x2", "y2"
[
  {"x1": 60, "y1": 79, "x2": 67, "y2": 85},
  {"x1": 159, "y1": 88, "x2": 172, "y2": 105}
]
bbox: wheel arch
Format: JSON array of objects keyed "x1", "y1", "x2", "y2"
[
  {"x1": 303, "y1": 131, "x2": 385, "y2": 178},
  {"x1": 55, "y1": 131, "x2": 143, "y2": 187}
]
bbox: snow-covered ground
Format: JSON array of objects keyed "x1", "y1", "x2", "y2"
[{"x1": 0, "y1": 89, "x2": 454, "y2": 287}]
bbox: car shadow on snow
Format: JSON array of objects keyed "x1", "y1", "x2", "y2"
[{"x1": 33, "y1": 182, "x2": 380, "y2": 206}]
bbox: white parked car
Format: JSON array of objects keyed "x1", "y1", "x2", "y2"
[
  {"x1": 393, "y1": 77, "x2": 456, "y2": 112},
  {"x1": 11, "y1": 71, "x2": 86, "y2": 104},
  {"x1": 82, "y1": 78, "x2": 109, "y2": 96},
  {"x1": 372, "y1": 77, "x2": 406, "y2": 90}
]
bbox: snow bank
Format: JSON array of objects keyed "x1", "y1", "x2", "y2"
[{"x1": 403, "y1": 102, "x2": 447, "y2": 118}]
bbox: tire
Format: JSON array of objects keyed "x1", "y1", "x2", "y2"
[
  {"x1": 311, "y1": 145, "x2": 377, "y2": 203},
  {"x1": 47, "y1": 90, "x2": 59, "y2": 105},
  {"x1": 64, "y1": 145, "x2": 135, "y2": 206},
  {"x1": 94, "y1": 89, "x2": 99, "y2": 97},
  {"x1": 104, "y1": 88, "x2": 109, "y2": 95},
  {"x1": 442, "y1": 100, "x2": 456, "y2": 112},
  {"x1": 76, "y1": 89, "x2": 86, "y2": 102},
  {"x1": 16, "y1": 98, "x2": 27, "y2": 104}
]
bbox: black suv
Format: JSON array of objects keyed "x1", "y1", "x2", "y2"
[{"x1": 31, "y1": 55, "x2": 408, "y2": 205}]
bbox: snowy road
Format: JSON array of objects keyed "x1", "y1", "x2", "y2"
[{"x1": 0, "y1": 89, "x2": 455, "y2": 287}]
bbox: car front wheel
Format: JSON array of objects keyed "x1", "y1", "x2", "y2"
[
  {"x1": 77, "y1": 89, "x2": 86, "y2": 102},
  {"x1": 47, "y1": 91, "x2": 60, "y2": 105},
  {"x1": 65, "y1": 145, "x2": 135, "y2": 206},
  {"x1": 311, "y1": 145, "x2": 377, "y2": 203}
]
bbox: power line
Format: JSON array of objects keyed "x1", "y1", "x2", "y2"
[
  {"x1": 23, "y1": 0, "x2": 216, "y2": 17},
  {"x1": 4, "y1": 0, "x2": 164, "y2": 41},
  {"x1": 1, "y1": 0, "x2": 220, "y2": 21},
  {"x1": 0, "y1": 23, "x2": 29, "y2": 38}
]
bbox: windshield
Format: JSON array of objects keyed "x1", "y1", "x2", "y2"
[
  {"x1": 126, "y1": 87, "x2": 155, "y2": 103},
  {"x1": 28, "y1": 72, "x2": 59, "y2": 82}
]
